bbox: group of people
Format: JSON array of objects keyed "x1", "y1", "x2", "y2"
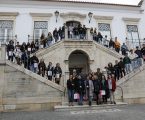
[
  {"x1": 105, "y1": 44, "x2": 145, "y2": 81},
  {"x1": 68, "y1": 24, "x2": 87, "y2": 40},
  {"x1": 6, "y1": 40, "x2": 62, "y2": 84},
  {"x1": 67, "y1": 69, "x2": 116, "y2": 106}
]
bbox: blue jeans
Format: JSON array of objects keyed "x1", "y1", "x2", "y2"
[
  {"x1": 31, "y1": 64, "x2": 37, "y2": 73},
  {"x1": 78, "y1": 92, "x2": 83, "y2": 105},
  {"x1": 125, "y1": 64, "x2": 131, "y2": 74},
  {"x1": 136, "y1": 58, "x2": 142, "y2": 68},
  {"x1": 68, "y1": 89, "x2": 74, "y2": 103}
]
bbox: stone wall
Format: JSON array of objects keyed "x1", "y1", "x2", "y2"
[
  {"x1": 115, "y1": 64, "x2": 145, "y2": 104},
  {"x1": 0, "y1": 61, "x2": 65, "y2": 112}
]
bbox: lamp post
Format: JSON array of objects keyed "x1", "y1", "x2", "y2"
[
  {"x1": 28, "y1": 34, "x2": 30, "y2": 43},
  {"x1": 88, "y1": 12, "x2": 93, "y2": 23},
  {"x1": 55, "y1": 10, "x2": 59, "y2": 23}
]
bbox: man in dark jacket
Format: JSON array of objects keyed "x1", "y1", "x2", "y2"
[
  {"x1": 38, "y1": 59, "x2": 46, "y2": 77},
  {"x1": 53, "y1": 28, "x2": 59, "y2": 42},
  {"x1": 118, "y1": 57, "x2": 126, "y2": 78},
  {"x1": 135, "y1": 46, "x2": 143, "y2": 67},
  {"x1": 46, "y1": 62, "x2": 54, "y2": 81},
  {"x1": 54, "y1": 63, "x2": 62, "y2": 84},
  {"x1": 30, "y1": 53, "x2": 39, "y2": 73},
  {"x1": 7, "y1": 40, "x2": 14, "y2": 61},
  {"x1": 76, "y1": 75, "x2": 85, "y2": 105},
  {"x1": 82, "y1": 25, "x2": 87, "y2": 39},
  {"x1": 67, "y1": 75, "x2": 75, "y2": 106},
  {"x1": 114, "y1": 60, "x2": 120, "y2": 80}
]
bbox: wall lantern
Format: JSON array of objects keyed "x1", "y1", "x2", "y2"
[
  {"x1": 55, "y1": 10, "x2": 59, "y2": 23},
  {"x1": 88, "y1": 12, "x2": 93, "y2": 23}
]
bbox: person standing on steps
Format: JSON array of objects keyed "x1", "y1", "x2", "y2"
[
  {"x1": 84, "y1": 76, "x2": 94, "y2": 106},
  {"x1": 108, "y1": 74, "x2": 116, "y2": 104},
  {"x1": 46, "y1": 62, "x2": 54, "y2": 81},
  {"x1": 67, "y1": 75, "x2": 75, "y2": 106},
  {"x1": 76, "y1": 75, "x2": 85, "y2": 105},
  {"x1": 53, "y1": 28, "x2": 59, "y2": 43},
  {"x1": 141, "y1": 44, "x2": 145, "y2": 62},
  {"x1": 121, "y1": 43, "x2": 128, "y2": 56},
  {"x1": 100, "y1": 75, "x2": 108, "y2": 104},
  {"x1": 93, "y1": 75, "x2": 100, "y2": 105},
  {"x1": 54, "y1": 63, "x2": 62, "y2": 85},
  {"x1": 135, "y1": 46, "x2": 143, "y2": 68},
  {"x1": 95, "y1": 68, "x2": 103, "y2": 81},
  {"x1": 118, "y1": 57, "x2": 126, "y2": 78},
  {"x1": 38, "y1": 59, "x2": 46, "y2": 77},
  {"x1": 129, "y1": 49, "x2": 138, "y2": 70},
  {"x1": 30, "y1": 53, "x2": 39, "y2": 73},
  {"x1": 7, "y1": 40, "x2": 15, "y2": 62},
  {"x1": 109, "y1": 38, "x2": 115, "y2": 49},
  {"x1": 114, "y1": 37, "x2": 121, "y2": 53},
  {"x1": 123, "y1": 53, "x2": 132, "y2": 74},
  {"x1": 114, "y1": 60, "x2": 120, "y2": 81}
]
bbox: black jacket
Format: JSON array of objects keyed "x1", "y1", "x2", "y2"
[
  {"x1": 76, "y1": 79, "x2": 85, "y2": 94},
  {"x1": 54, "y1": 66, "x2": 62, "y2": 77},
  {"x1": 93, "y1": 79, "x2": 100, "y2": 94},
  {"x1": 30, "y1": 56, "x2": 39, "y2": 64},
  {"x1": 67, "y1": 79, "x2": 75, "y2": 90}
]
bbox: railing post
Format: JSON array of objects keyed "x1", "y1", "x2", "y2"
[
  {"x1": 87, "y1": 28, "x2": 91, "y2": 40},
  {"x1": 1, "y1": 43, "x2": 6, "y2": 61},
  {"x1": 65, "y1": 25, "x2": 68, "y2": 40}
]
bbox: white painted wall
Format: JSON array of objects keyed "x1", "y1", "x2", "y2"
[{"x1": 0, "y1": 1, "x2": 144, "y2": 43}]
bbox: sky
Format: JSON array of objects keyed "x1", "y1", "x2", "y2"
[{"x1": 60, "y1": 0, "x2": 141, "y2": 5}]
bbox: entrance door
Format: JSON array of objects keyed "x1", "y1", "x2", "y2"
[
  {"x1": 66, "y1": 21, "x2": 80, "y2": 38},
  {"x1": 69, "y1": 50, "x2": 89, "y2": 75},
  {"x1": 66, "y1": 21, "x2": 80, "y2": 28}
]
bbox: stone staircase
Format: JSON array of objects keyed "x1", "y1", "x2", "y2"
[
  {"x1": 54, "y1": 102, "x2": 127, "y2": 112},
  {"x1": 115, "y1": 63, "x2": 145, "y2": 104},
  {"x1": 35, "y1": 40, "x2": 123, "y2": 59},
  {"x1": 0, "y1": 60, "x2": 65, "y2": 112}
]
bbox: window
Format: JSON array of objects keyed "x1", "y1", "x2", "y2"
[
  {"x1": 34, "y1": 21, "x2": 48, "y2": 41},
  {"x1": 127, "y1": 25, "x2": 140, "y2": 48},
  {"x1": 98, "y1": 23, "x2": 111, "y2": 39},
  {"x1": 0, "y1": 20, "x2": 13, "y2": 42}
]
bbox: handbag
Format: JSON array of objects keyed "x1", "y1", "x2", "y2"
[
  {"x1": 143, "y1": 55, "x2": 145, "y2": 60},
  {"x1": 100, "y1": 90, "x2": 106, "y2": 96},
  {"x1": 74, "y1": 93, "x2": 79, "y2": 100}
]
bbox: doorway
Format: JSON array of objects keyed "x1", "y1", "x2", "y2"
[{"x1": 69, "y1": 50, "x2": 89, "y2": 75}]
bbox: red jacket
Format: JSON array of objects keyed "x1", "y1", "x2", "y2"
[{"x1": 112, "y1": 78, "x2": 116, "y2": 92}]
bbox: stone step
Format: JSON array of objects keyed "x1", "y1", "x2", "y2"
[{"x1": 54, "y1": 102, "x2": 128, "y2": 111}]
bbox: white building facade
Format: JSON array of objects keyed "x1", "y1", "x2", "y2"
[{"x1": 0, "y1": 0, "x2": 145, "y2": 46}]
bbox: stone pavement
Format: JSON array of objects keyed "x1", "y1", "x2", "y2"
[{"x1": 1, "y1": 104, "x2": 145, "y2": 120}]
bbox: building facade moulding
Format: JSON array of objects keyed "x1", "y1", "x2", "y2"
[
  {"x1": 93, "y1": 15, "x2": 114, "y2": 20},
  {"x1": 0, "y1": 12, "x2": 19, "y2": 16},
  {"x1": 0, "y1": 12, "x2": 19, "y2": 20},
  {"x1": 60, "y1": 12, "x2": 86, "y2": 22},
  {"x1": 29, "y1": 13, "x2": 53, "y2": 18},
  {"x1": 122, "y1": 17, "x2": 141, "y2": 22}
]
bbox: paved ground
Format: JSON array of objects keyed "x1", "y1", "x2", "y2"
[{"x1": 1, "y1": 104, "x2": 145, "y2": 120}]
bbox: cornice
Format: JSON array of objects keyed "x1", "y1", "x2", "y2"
[
  {"x1": 0, "y1": 12, "x2": 19, "y2": 16},
  {"x1": 122, "y1": 17, "x2": 141, "y2": 22},
  {"x1": 94, "y1": 15, "x2": 113, "y2": 20},
  {"x1": 29, "y1": 13, "x2": 53, "y2": 17},
  {"x1": 60, "y1": 12, "x2": 86, "y2": 18}
]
